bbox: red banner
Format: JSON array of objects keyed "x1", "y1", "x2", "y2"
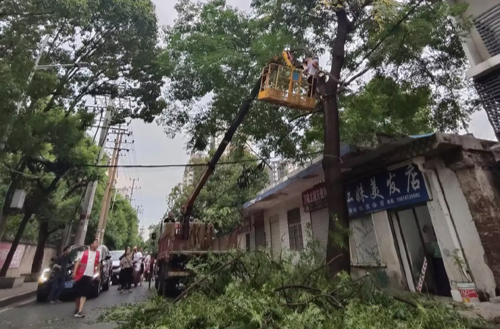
[
  {"x1": 0, "y1": 243, "x2": 26, "y2": 269},
  {"x1": 302, "y1": 183, "x2": 327, "y2": 212}
]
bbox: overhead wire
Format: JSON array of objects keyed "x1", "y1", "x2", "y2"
[{"x1": 344, "y1": 0, "x2": 426, "y2": 84}]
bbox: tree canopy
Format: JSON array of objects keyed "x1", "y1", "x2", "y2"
[
  {"x1": 160, "y1": 0, "x2": 476, "y2": 155},
  {"x1": 166, "y1": 150, "x2": 269, "y2": 234}
]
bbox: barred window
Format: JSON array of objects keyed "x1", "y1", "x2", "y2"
[{"x1": 287, "y1": 208, "x2": 304, "y2": 251}]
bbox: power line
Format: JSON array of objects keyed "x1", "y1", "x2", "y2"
[{"x1": 76, "y1": 158, "x2": 261, "y2": 169}]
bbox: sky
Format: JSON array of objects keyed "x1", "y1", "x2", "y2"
[{"x1": 116, "y1": 0, "x2": 496, "y2": 238}]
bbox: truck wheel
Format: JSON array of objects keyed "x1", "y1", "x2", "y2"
[
  {"x1": 164, "y1": 278, "x2": 180, "y2": 297},
  {"x1": 157, "y1": 264, "x2": 166, "y2": 296}
]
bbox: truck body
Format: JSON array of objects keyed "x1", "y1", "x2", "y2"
[{"x1": 155, "y1": 222, "x2": 239, "y2": 295}]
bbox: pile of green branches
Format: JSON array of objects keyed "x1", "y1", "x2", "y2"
[{"x1": 103, "y1": 243, "x2": 487, "y2": 329}]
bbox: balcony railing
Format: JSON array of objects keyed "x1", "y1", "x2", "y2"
[{"x1": 474, "y1": 3, "x2": 500, "y2": 57}]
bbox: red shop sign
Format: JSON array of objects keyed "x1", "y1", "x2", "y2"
[{"x1": 302, "y1": 183, "x2": 328, "y2": 212}]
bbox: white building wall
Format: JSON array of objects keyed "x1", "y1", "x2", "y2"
[{"x1": 261, "y1": 196, "x2": 311, "y2": 252}]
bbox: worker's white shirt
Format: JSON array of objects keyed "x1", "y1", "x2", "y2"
[
  {"x1": 84, "y1": 250, "x2": 97, "y2": 277},
  {"x1": 307, "y1": 59, "x2": 319, "y2": 76}
]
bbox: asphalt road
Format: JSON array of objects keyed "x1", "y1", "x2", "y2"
[{"x1": 0, "y1": 284, "x2": 152, "y2": 329}]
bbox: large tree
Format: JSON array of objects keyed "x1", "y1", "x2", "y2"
[
  {"x1": 0, "y1": 106, "x2": 105, "y2": 276},
  {"x1": 161, "y1": 0, "x2": 475, "y2": 273},
  {"x1": 0, "y1": 0, "x2": 167, "y2": 249}
]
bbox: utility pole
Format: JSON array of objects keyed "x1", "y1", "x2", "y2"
[
  {"x1": 129, "y1": 179, "x2": 136, "y2": 202},
  {"x1": 73, "y1": 104, "x2": 113, "y2": 245},
  {"x1": 95, "y1": 131, "x2": 123, "y2": 243}
]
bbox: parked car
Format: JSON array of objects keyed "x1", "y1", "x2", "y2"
[
  {"x1": 110, "y1": 250, "x2": 124, "y2": 285},
  {"x1": 37, "y1": 245, "x2": 113, "y2": 302}
]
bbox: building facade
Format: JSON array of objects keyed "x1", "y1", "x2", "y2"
[
  {"x1": 449, "y1": 0, "x2": 500, "y2": 139},
  {"x1": 182, "y1": 153, "x2": 204, "y2": 188},
  {"x1": 240, "y1": 133, "x2": 500, "y2": 300}
]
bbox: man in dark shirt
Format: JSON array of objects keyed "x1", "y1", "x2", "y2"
[{"x1": 48, "y1": 246, "x2": 70, "y2": 303}]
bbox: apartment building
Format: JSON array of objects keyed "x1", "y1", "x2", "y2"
[{"x1": 450, "y1": 1, "x2": 500, "y2": 139}]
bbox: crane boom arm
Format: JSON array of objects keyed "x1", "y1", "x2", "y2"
[{"x1": 181, "y1": 78, "x2": 263, "y2": 239}]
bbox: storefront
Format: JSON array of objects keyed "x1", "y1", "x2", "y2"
[
  {"x1": 243, "y1": 133, "x2": 500, "y2": 299},
  {"x1": 345, "y1": 162, "x2": 450, "y2": 296}
]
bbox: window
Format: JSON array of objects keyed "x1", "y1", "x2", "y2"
[
  {"x1": 287, "y1": 208, "x2": 303, "y2": 251},
  {"x1": 351, "y1": 215, "x2": 381, "y2": 264}
]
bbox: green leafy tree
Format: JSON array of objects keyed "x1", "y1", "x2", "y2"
[
  {"x1": 160, "y1": 0, "x2": 475, "y2": 273},
  {"x1": 167, "y1": 151, "x2": 268, "y2": 235},
  {"x1": 0, "y1": 106, "x2": 106, "y2": 276},
  {"x1": 0, "y1": 0, "x2": 167, "y2": 241}
]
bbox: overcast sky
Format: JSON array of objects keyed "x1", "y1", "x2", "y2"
[{"x1": 117, "y1": 0, "x2": 495, "y2": 237}]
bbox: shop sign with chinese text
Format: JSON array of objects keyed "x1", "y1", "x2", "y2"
[
  {"x1": 302, "y1": 183, "x2": 328, "y2": 212},
  {"x1": 345, "y1": 163, "x2": 430, "y2": 217}
]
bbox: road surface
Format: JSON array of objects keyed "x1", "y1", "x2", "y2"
[{"x1": 0, "y1": 284, "x2": 152, "y2": 329}]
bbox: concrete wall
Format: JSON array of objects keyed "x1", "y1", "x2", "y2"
[
  {"x1": 434, "y1": 159, "x2": 497, "y2": 298},
  {"x1": 4, "y1": 242, "x2": 58, "y2": 277},
  {"x1": 450, "y1": 152, "x2": 500, "y2": 293}
]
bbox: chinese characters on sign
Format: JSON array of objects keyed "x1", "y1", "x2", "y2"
[
  {"x1": 302, "y1": 183, "x2": 327, "y2": 212},
  {"x1": 0, "y1": 243, "x2": 26, "y2": 269},
  {"x1": 345, "y1": 164, "x2": 430, "y2": 217}
]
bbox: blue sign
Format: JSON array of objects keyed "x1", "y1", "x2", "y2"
[{"x1": 345, "y1": 163, "x2": 430, "y2": 217}]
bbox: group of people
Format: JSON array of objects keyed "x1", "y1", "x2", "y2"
[
  {"x1": 46, "y1": 240, "x2": 153, "y2": 319},
  {"x1": 118, "y1": 246, "x2": 151, "y2": 293}
]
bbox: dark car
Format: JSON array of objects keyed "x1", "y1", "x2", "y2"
[
  {"x1": 37, "y1": 245, "x2": 113, "y2": 302},
  {"x1": 110, "y1": 250, "x2": 124, "y2": 285}
]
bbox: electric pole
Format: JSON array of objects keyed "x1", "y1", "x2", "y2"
[
  {"x1": 73, "y1": 103, "x2": 113, "y2": 245},
  {"x1": 95, "y1": 130, "x2": 123, "y2": 243},
  {"x1": 129, "y1": 179, "x2": 136, "y2": 202}
]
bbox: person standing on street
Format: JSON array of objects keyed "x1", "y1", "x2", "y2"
[
  {"x1": 119, "y1": 247, "x2": 133, "y2": 293},
  {"x1": 48, "y1": 246, "x2": 70, "y2": 304},
  {"x1": 73, "y1": 239, "x2": 100, "y2": 318}
]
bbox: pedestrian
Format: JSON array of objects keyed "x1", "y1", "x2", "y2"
[
  {"x1": 303, "y1": 56, "x2": 319, "y2": 97},
  {"x1": 137, "y1": 247, "x2": 145, "y2": 286},
  {"x1": 48, "y1": 246, "x2": 70, "y2": 304},
  {"x1": 132, "y1": 246, "x2": 143, "y2": 287},
  {"x1": 119, "y1": 247, "x2": 133, "y2": 293},
  {"x1": 72, "y1": 239, "x2": 100, "y2": 318},
  {"x1": 143, "y1": 252, "x2": 151, "y2": 281}
]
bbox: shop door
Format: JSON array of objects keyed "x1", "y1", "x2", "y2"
[
  {"x1": 255, "y1": 215, "x2": 266, "y2": 248},
  {"x1": 269, "y1": 215, "x2": 281, "y2": 259},
  {"x1": 390, "y1": 205, "x2": 450, "y2": 296},
  {"x1": 311, "y1": 208, "x2": 329, "y2": 261}
]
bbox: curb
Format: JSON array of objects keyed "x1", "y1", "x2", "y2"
[{"x1": 0, "y1": 290, "x2": 37, "y2": 308}]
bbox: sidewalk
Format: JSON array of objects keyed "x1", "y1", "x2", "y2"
[{"x1": 0, "y1": 282, "x2": 38, "y2": 308}]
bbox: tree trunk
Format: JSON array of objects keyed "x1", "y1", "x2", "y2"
[
  {"x1": 322, "y1": 9, "x2": 353, "y2": 275},
  {"x1": 0, "y1": 209, "x2": 33, "y2": 277},
  {"x1": 0, "y1": 162, "x2": 26, "y2": 241},
  {"x1": 0, "y1": 175, "x2": 62, "y2": 277},
  {"x1": 31, "y1": 220, "x2": 49, "y2": 274}
]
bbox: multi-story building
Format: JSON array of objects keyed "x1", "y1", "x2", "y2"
[
  {"x1": 182, "y1": 152, "x2": 204, "y2": 188},
  {"x1": 267, "y1": 159, "x2": 298, "y2": 183},
  {"x1": 449, "y1": 1, "x2": 500, "y2": 140}
]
